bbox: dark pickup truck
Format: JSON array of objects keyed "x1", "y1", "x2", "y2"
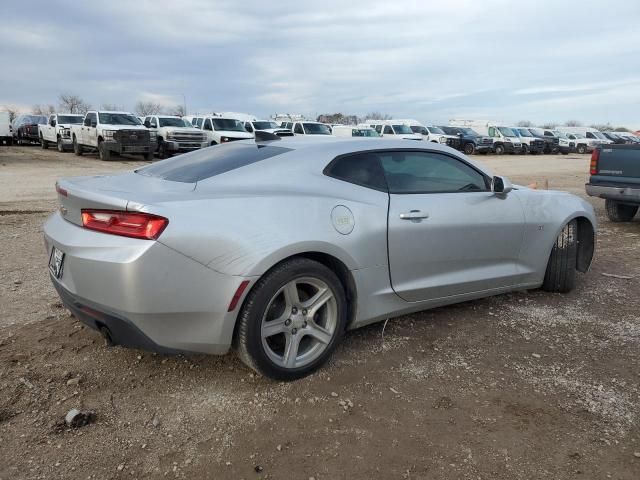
[{"x1": 586, "y1": 145, "x2": 640, "y2": 222}]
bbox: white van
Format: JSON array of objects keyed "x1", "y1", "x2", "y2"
[
  {"x1": 291, "y1": 121, "x2": 333, "y2": 136},
  {"x1": 450, "y1": 121, "x2": 523, "y2": 154},
  {"x1": 332, "y1": 125, "x2": 380, "y2": 138},
  {"x1": 0, "y1": 111, "x2": 12, "y2": 145},
  {"x1": 393, "y1": 119, "x2": 452, "y2": 143},
  {"x1": 555, "y1": 127, "x2": 613, "y2": 150},
  {"x1": 198, "y1": 116, "x2": 254, "y2": 144},
  {"x1": 362, "y1": 120, "x2": 422, "y2": 141}
]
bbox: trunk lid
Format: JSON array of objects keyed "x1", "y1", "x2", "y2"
[
  {"x1": 56, "y1": 172, "x2": 195, "y2": 226},
  {"x1": 592, "y1": 145, "x2": 640, "y2": 187}
]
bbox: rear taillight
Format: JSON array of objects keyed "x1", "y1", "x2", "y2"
[
  {"x1": 590, "y1": 149, "x2": 600, "y2": 175},
  {"x1": 55, "y1": 182, "x2": 68, "y2": 197},
  {"x1": 81, "y1": 210, "x2": 168, "y2": 240}
]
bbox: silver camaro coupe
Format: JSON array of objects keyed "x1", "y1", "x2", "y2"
[{"x1": 44, "y1": 137, "x2": 596, "y2": 379}]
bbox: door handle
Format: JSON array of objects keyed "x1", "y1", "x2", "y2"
[{"x1": 399, "y1": 210, "x2": 429, "y2": 220}]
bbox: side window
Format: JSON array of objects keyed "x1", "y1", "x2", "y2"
[
  {"x1": 488, "y1": 127, "x2": 497, "y2": 137},
  {"x1": 85, "y1": 113, "x2": 96, "y2": 126},
  {"x1": 544, "y1": 131, "x2": 553, "y2": 136},
  {"x1": 144, "y1": 116, "x2": 151, "y2": 127},
  {"x1": 294, "y1": 123, "x2": 304, "y2": 134},
  {"x1": 378, "y1": 151, "x2": 489, "y2": 194},
  {"x1": 383, "y1": 125, "x2": 393, "y2": 134},
  {"x1": 245, "y1": 122, "x2": 253, "y2": 132},
  {"x1": 324, "y1": 152, "x2": 388, "y2": 192},
  {"x1": 375, "y1": 125, "x2": 382, "y2": 134},
  {"x1": 149, "y1": 117, "x2": 157, "y2": 128},
  {"x1": 196, "y1": 118, "x2": 204, "y2": 128},
  {"x1": 204, "y1": 119, "x2": 213, "y2": 131},
  {"x1": 586, "y1": 132, "x2": 595, "y2": 139}
]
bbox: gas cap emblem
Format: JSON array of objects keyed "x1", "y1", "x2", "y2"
[{"x1": 331, "y1": 205, "x2": 355, "y2": 235}]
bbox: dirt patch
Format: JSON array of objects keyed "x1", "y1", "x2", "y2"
[{"x1": 0, "y1": 146, "x2": 638, "y2": 479}]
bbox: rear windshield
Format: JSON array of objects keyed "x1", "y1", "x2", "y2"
[{"x1": 136, "y1": 143, "x2": 292, "y2": 183}]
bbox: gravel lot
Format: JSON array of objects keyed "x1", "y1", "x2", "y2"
[{"x1": 0, "y1": 146, "x2": 638, "y2": 479}]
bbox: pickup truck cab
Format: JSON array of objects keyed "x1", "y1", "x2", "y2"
[
  {"x1": 292, "y1": 121, "x2": 334, "y2": 136},
  {"x1": 198, "y1": 117, "x2": 253, "y2": 145},
  {"x1": 71, "y1": 111, "x2": 155, "y2": 161},
  {"x1": 363, "y1": 121, "x2": 422, "y2": 141},
  {"x1": 13, "y1": 115, "x2": 47, "y2": 145},
  {"x1": 242, "y1": 120, "x2": 294, "y2": 137},
  {"x1": 586, "y1": 145, "x2": 640, "y2": 222},
  {"x1": 511, "y1": 128, "x2": 546, "y2": 154},
  {"x1": 143, "y1": 115, "x2": 207, "y2": 158},
  {"x1": 39, "y1": 114, "x2": 83, "y2": 152},
  {"x1": 438, "y1": 126, "x2": 494, "y2": 155}
]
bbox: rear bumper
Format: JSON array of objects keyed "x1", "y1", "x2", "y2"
[
  {"x1": 43, "y1": 212, "x2": 254, "y2": 355},
  {"x1": 585, "y1": 184, "x2": 640, "y2": 204}
]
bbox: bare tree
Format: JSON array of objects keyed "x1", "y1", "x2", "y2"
[
  {"x1": 316, "y1": 113, "x2": 359, "y2": 125},
  {"x1": 540, "y1": 122, "x2": 557, "y2": 129},
  {"x1": 166, "y1": 104, "x2": 186, "y2": 117},
  {"x1": 516, "y1": 120, "x2": 533, "y2": 127},
  {"x1": 58, "y1": 93, "x2": 91, "y2": 114},
  {"x1": 590, "y1": 123, "x2": 613, "y2": 132},
  {"x1": 564, "y1": 120, "x2": 582, "y2": 127},
  {"x1": 101, "y1": 103, "x2": 123, "y2": 111},
  {"x1": 364, "y1": 111, "x2": 392, "y2": 121},
  {"x1": 614, "y1": 126, "x2": 630, "y2": 132},
  {"x1": 3, "y1": 106, "x2": 18, "y2": 122},
  {"x1": 135, "y1": 101, "x2": 163, "y2": 116},
  {"x1": 32, "y1": 104, "x2": 56, "y2": 115}
]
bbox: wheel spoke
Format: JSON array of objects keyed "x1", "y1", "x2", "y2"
[
  {"x1": 262, "y1": 319, "x2": 287, "y2": 339},
  {"x1": 304, "y1": 288, "x2": 333, "y2": 318},
  {"x1": 282, "y1": 281, "x2": 300, "y2": 309},
  {"x1": 306, "y1": 322, "x2": 332, "y2": 344},
  {"x1": 282, "y1": 333, "x2": 300, "y2": 368}
]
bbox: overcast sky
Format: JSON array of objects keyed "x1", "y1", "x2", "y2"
[{"x1": 2, "y1": 0, "x2": 639, "y2": 128}]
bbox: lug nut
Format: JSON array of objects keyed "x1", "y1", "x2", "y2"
[
  {"x1": 291, "y1": 328, "x2": 298, "y2": 334},
  {"x1": 284, "y1": 319, "x2": 291, "y2": 326},
  {"x1": 292, "y1": 307, "x2": 298, "y2": 314},
  {"x1": 302, "y1": 309, "x2": 308, "y2": 315}
]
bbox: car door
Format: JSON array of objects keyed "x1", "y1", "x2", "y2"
[{"x1": 382, "y1": 149, "x2": 525, "y2": 302}]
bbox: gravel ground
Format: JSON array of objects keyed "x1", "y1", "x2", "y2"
[{"x1": 0, "y1": 146, "x2": 638, "y2": 479}]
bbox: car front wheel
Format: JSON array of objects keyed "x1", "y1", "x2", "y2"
[
  {"x1": 464, "y1": 143, "x2": 475, "y2": 155},
  {"x1": 542, "y1": 220, "x2": 577, "y2": 293},
  {"x1": 235, "y1": 258, "x2": 347, "y2": 380}
]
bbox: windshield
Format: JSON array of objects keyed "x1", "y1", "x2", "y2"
[
  {"x1": 440, "y1": 126, "x2": 459, "y2": 135},
  {"x1": 593, "y1": 132, "x2": 608, "y2": 140},
  {"x1": 571, "y1": 133, "x2": 586, "y2": 138},
  {"x1": 461, "y1": 128, "x2": 480, "y2": 136},
  {"x1": 303, "y1": 123, "x2": 331, "y2": 135},
  {"x1": 498, "y1": 127, "x2": 517, "y2": 137},
  {"x1": 516, "y1": 128, "x2": 533, "y2": 137},
  {"x1": 427, "y1": 126, "x2": 445, "y2": 135},
  {"x1": 352, "y1": 128, "x2": 380, "y2": 137},
  {"x1": 410, "y1": 126, "x2": 427, "y2": 135},
  {"x1": 58, "y1": 115, "x2": 83, "y2": 124},
  {"x1": 392, "y1": 124, "x2": 414, "y2": 134},
  {"x1": 529, "y1": 128, "x2": 544, "y2": 136},
  {"x1": 158, "y1": 117, "x2": 191, "y2": 128},
  {"x1": 253, "y1": 121, "x2": 279, "y2": 130},
  {"x1": 212, "y1": 118, "x2": 246, "y2": 132},
  {"x1": 98, "y1": 113, "x2": 141, "y2": 125},
  {"x1": 553, "y1": 130, "x2": 568, "y2": 139},
  {"x1": 16, "y1": 115, "x2": 47, "y2": 125}
]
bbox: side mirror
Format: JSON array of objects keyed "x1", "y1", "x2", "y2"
[
  {"x1": 457, "y1": 132, "x2": 463, "y2": 137},
  {"x1": 50, "y1": 120, "x2": 56, "y2": 127},
  {"x1": 492, "y1": 176, "x2": 513, "y2": 196}
]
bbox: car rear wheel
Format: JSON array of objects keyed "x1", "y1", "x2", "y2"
[
  {"x1": 542, "y1": 220, "x2": 577, "y2": 293},
  {"x1": 521, "y1": 144, "x2": 529, "y2": 155},
  {"x1": 494, "y1": 144, "x2": 505, "y2": 155},
  {"x1": 576, "y1": 144, "x2": 586, "y2": 154},
  {"x1": 57, "y1": 137, "x2": 64, "y2": 152},
  {"x1": 235, "y1": 258, "x2": 347, "y2": 380},
  {"x1": 73, "y1": 136, "x2": 83, "y2": 156},
  {"x1": 605, "y1": 199, "x2": 638, "y2": 222},
  {"x1": 40, "y1": 135, "x2": 48, "y2": 149},
  {"x1": 463, "y1": 143, "x2": 475, "y2": 155},
  {"x1": 158, "y1": 141, "x2": 169, "y2": 159}
]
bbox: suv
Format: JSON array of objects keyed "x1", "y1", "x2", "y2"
[
  {"x1": 511, "y1": 128, "x2": 546, "y2": 154},
  {"x1": 198, "y1": 117, "x2": 253, "y2": 145},
  {"x1": 71, "y1": 111, "x2": 156, "y2": 161},
  {"x1": 13, "y1": 115, "x2": 47, "y2": 145},
  {"x1": 144, "y1": 115, "x2": 207, "y2": 158},
  {"x1": 39, "y1": 113, "x2": 84, "y2": 152},
  {"x1": 438, "y1": 126, "x2": 494, "y2": 155}
]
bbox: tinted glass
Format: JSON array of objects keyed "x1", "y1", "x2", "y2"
[
  {"x1": 517, "y1": 128, "x2": 533, "y2": 137},
  {"x1": 294, "y1": 123, "x2": 304, "y2": 134},
  {"x1": 158, "y1": 117, "x2": 190, "y2": 127},
  {"x1": 98, "y1": 113, "x2": 141, "y2": 125},
  {"x1": 253, "y1": 121, "x2": 279, "y2": 129},
  {"x1": 325, "y1": 152, "x2": 388, "y2": 191},
  {"x1": 379, "y1": 151, "x2": 488, "y2": 194},
  {"x1": 427, "y1": 126, "x2": 445, "y2": 135},
  {"x1": 212, "y1": 118, "x2": 245, "y2": 131},
  {"x1": 58, "y1": 115, "x2": 83, "y2": 124},
  {"x1": 498, "y1": 127, "x2": 516, "y2": 137},
  {"x1": 383, "y1": 125, "x2": 393, "y2": 134},
  {"x1": 137, "y1": 144, "x2": 292, "y2": 183},
  {"x1": 392, "y1": 125, "x2": 413, "y2": 134},
  {"x1": 303, "y1": 123, "x2": 331, "y2": 135}
]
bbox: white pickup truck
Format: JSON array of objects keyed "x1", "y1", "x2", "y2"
[
  {"x1": 71, "y1": 111, "x2": 156, "y2": 161},
  {"x1": 143, "y1": 115, "x2": 208, "y2": 158},
  {"x1": 39, "y1": 113, "x2": 83, "y2": 152}
]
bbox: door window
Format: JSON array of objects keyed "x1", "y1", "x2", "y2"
[
  {"x1": 586, "y1": 132, "x2": 595, "y2": 139},
  {"x1": 204, "y1": 119, "x2": 213, "y2": 131},
  {"x1": 294, "y1": 123, "x2": 304, "y2": 134},
  {"x1": 324, "y1": 152, "x2": 388, "y2": 191},
  {"x1": 149, "y1": 117, "x2": 157, "y2": 128},
  {"x1": 488, "y1": 127, "x2": 497, "y2": 137},
  {"x1": 383, "y1": 125, "x2": 393, "y2": 135},
  {"x1": 379, "y1": 151, "x2": 489, "y2": 194},
  {"x1": 84, "y1": 113, "x2": 96, "y2": 126}
]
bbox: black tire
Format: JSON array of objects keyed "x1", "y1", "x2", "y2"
[
  {"x1": 143, "y1": 151, "x2": 154, "y2": 161},
  {"x1": 521, "y1": 144, "x2": 529, "y2": 155},
  {"x1": 57, "y1": 137, "x2": 64, "y2": 152},
  {"x1": 98, "y1": 141, "x2": 111, "y2": 161},
  {"x1": 463, "y1": 143, "x2": 475, "y2": 155},
  {"x1": 542, "y1": 220, "x2": 578, "y2": 293},
  {"x1": 494, "y1": 144, "x2": 505, "y2": 155},
  {"x1": 210, "y1": 141, "x2": 217, "y2": 146},
  {"x1": 40, "y1": 135, "x2": 48, "y2": 149},
  {"x1": 158, "y1": 140, "x2": 168, "y2": 159},
  {"x1": 7, "y1": 137, "x2": 13, "y2": 146},
  {"x1": 576, "y1": 144, "x2": 586, "y2": 154},
  {"x1": 605, "y1": 199, "x2": 638, "y2": 222},
  {"x1": 235, "y1": 258, "x2": 347, "y2": 380},
  {"x1": 73, "y1": 136, "x2": 83, "y2": 156}
]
